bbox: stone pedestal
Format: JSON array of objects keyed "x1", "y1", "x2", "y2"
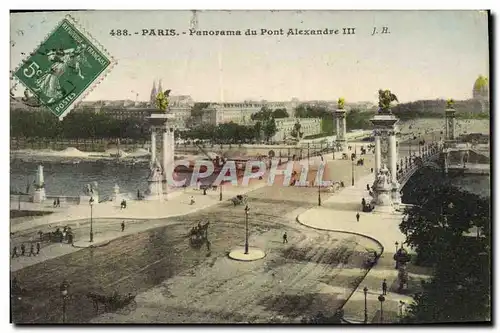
[
  {"x1": 371, "y1": 165, "x2": 394, "y2": 212},
  {"x1": 32, "y1": 165, "x2": 46, "y2": 203},
  {"x1": 145, "y1": 172, "x2": 163, "y2": 201},
  {"x1": 334, "y1": 109, "x2": 347, "y2": 153},
  {"x1": 32, "y1": 189, "x2": 46, "y2": 203},
  {"x1": 445, "y1": 108, "x2": 456, "y2": 141},
  {"x1": 371, "y1": 112, "x2": 399, "y2": 211},
  {"x1": 391, "y1": 180, "x2": 402, "y2": 207},
  {"x1": 111, "y1": 184, "x2": 124, "y2": 203}
]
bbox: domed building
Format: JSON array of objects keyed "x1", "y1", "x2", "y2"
[{"x1": 473, "y1": 75, "x2": 489, "y2": 101}]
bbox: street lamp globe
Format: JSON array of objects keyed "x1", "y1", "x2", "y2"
[
  {"x1": 378, "y1": 295, "x2": 385, "y2": 303},
  {"x1": 363, "y1": 286, "x2": 368, "y2": 295}
]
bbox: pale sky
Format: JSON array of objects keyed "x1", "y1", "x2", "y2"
[{"x1": 10, "y1": 10, "x2": 489, "y2": 103}]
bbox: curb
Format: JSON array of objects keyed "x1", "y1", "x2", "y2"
[
  {"x1": 295, "y1": 213, "x2": 384, "y2": 256},
  {"x1": 72, "y1": 240, "x2": 111, "y2": 249},
  {"x1": 13, "y1": 181, "x2": 271, "y2": 234},
  {"x1": 295, "y1": 211, "x2": 385, "y2": 324}
]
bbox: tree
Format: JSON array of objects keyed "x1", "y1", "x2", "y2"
[
  {"x1": 400, "y1": 182, "x2": 491, "y2": 323},
  {"x1": 400, "y1": 184, "x2": 489, "y2": 266},
  {"x1": 191, "y1": 102, "x2": 209, "y2": 118},
  {"x1": 290, "y1": 121, "x2": 303, "y2": 139},
  {"x1": 402, "y1": 235, "x2": 490, "y2": 323},
  {"x1": 262, "y1": 118, "x2": 277, "y2": 142},
  {"x1": 272, "y1": 108, "x2": 289, "y2": 118},
  {"x1": 345, "y1": 108, "x2": 372, "y2": 131},
  {"x1": 253, "y1": 121, "x2": 262, "y2": 142},
  {"x1": 251, "y1": 106, "x2": 273, "y2": 121}
]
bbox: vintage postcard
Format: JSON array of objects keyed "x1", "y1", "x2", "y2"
[{"x1": 9, "y1": 10, "x2": 491, "y2": 324}]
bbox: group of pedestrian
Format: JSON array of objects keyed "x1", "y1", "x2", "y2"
[
  {"x1": 53, "y1": 198, "x2": 61, "y2": 208},
  {"x1": 380, "y1": 279, "x2": 407, "y2": 317},
  {"x1": 12, "y1": 242, "x2": 40, "y2": 258}
]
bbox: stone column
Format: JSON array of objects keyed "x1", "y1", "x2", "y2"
[
  {"x1": 334, "y1": 109, "x2": 347, "y2": 153},
  {"x1": 162, "y1": 127, "x2": 170, "y2": 195},
  {"x1": 445, "y1": 108, "x2": 456, "y2": 141},
  {"x1": 371, "y1": 112, "x2": 399, "y2": 212},
  {"x1": 150, "y1": 128, "x2": 156, "y2": 165},
  {"x1": 389, "y1": 132, "x2": 401, "y2": 206},
  {"x1": 374, "y1": 135, "x2": 381, "y2": 175},
  {"x1": 32, "y1": 164, "x2": 46, "y2": 203},
  {"x1": 168, "y1": 127, "x2": 175, "y2": 177},
  {"x1": 389, "y1": 133, "x2": 397, "y2": 183}
]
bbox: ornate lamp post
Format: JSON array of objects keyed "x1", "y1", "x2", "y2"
[
  {"x1": 219, "y1": 182, "x2": 223, "y2": 201},
  {"x1": 351, "y1": 154, "x2": 355, "y2": 186},
  {"x1": 394, "y1": 244, "x2": 412, "y2": 292},
  {"x1": 363, "y1": 286, "x2": 368, "y2": 324},
  {"x1": 318, "y1": 154, "x2": 323, "y2": 206},
  {"x1": 89, "y1": 197, "x2": 94, "y2": 242},
  {"x1": 60, "y1": 280, "x2": 69, "y2": 323},
  {"x1": 244, "y1": 205, "x2": 250, "y2": 254},
  {"x1": 378, "y1": 294, "x2": 385, "y2": 323}
]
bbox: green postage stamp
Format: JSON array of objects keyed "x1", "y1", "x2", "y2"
[{"x1": 13, "y1": 15, "x2": 115, "y2": 120}]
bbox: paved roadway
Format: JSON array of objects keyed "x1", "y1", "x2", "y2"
[{"x1": 11, "y1": 178, "x2": 379, "y2": 324}]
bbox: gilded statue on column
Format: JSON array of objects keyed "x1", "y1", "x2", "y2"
[
  {"x1": 446, "y1": 98, "x2": 455, "y2": 109},
  {"x1": 337, "y1": 97, "x2": 345, "y2": 110},
  {"x1": 156, "y1": 89, "x2": 171, "y2": 111},
  {"x1": 378, "y1": 89, "x2": 398, "y2": 113}
]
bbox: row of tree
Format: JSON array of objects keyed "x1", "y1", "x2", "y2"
[
  {"x1": 392, "y1": 99, "x2": 489, "y2": 121},
  {"x1": 400, "y1": 170, "x2": 490, "y2": 322},
  {"x1": 294, "y1": 104, "x2": 372, "y2": 132},
  {"x1": 179, "y1": 120, "x2": 278, "y2": 143},
  {"x1": 10, "y1": 109, "x2": 149, "y2": 140},
  {"x1": 250, "y1": 107, "x2": 289, "y2": 121}
]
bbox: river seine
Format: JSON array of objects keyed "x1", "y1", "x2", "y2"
[{"x1": 10, "y1": 159, "x2": 490, "y2": 201}]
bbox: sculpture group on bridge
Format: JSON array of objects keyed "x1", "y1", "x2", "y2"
[{"x1": 378, "y1": 89, "x2": 399, "y2": 112}]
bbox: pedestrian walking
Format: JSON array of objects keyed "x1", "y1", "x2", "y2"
[
  {"x1": 20, "y1": 244, "x2": 26, "y2": 256},
  {"x1": 56, "y1": 198, "x2": 60, "y2": 207},
  {"x1": 29, "y1": 243, "x2": 35, "y2": 257},
  {"x1": 12, "y1": 246, "x2": 18, "y2": 258},
  {"x1": 36, "y1": 242, "x2": 41, "y2": 255},
  {"x1": 356, "y1": 212, "x2": 360, "y2": 222},
  {"x1": 190, "y1": 196, "x2": 195, "y2": 205},
  {"x1": 366, "y1": 184, "x2": 370, "y2": 191},
  {"x1": 398, "y1": 301, "x2": 406, "y2": 317},
  {"x1": 382, "y1": 279, "x2": 388, "y2": 295},
  {"x1": 370, "y1": 167, "x2": 374, "y2": 173},
  {"x1": 121, "y1": 221, "x2": 125, "y2": 232},
  {"x1": 283, "y1": 232, "x2": 288, "y2": 244}
]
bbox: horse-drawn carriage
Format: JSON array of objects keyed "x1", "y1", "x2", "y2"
[
  {"x1": 87, "y1": 291, "x2": 137, "y2": 315},
  {"x1": 188, "y1": 221, "x2": 210, "y2": 248},
  {"x1": 231, "y1": 194, "x2": 248, "y2": 206}
]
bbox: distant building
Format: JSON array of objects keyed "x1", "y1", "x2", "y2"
[
  {"x1": 472, "y1": 75, "x2": 489, "y2": 101},
  {"x1": 200, "y1": 102, "x2": 288, "y2": 126}
]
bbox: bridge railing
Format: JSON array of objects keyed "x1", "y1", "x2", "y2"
[{"x1": 397, "y1": 143, "x2": 441, "y2": 185}]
